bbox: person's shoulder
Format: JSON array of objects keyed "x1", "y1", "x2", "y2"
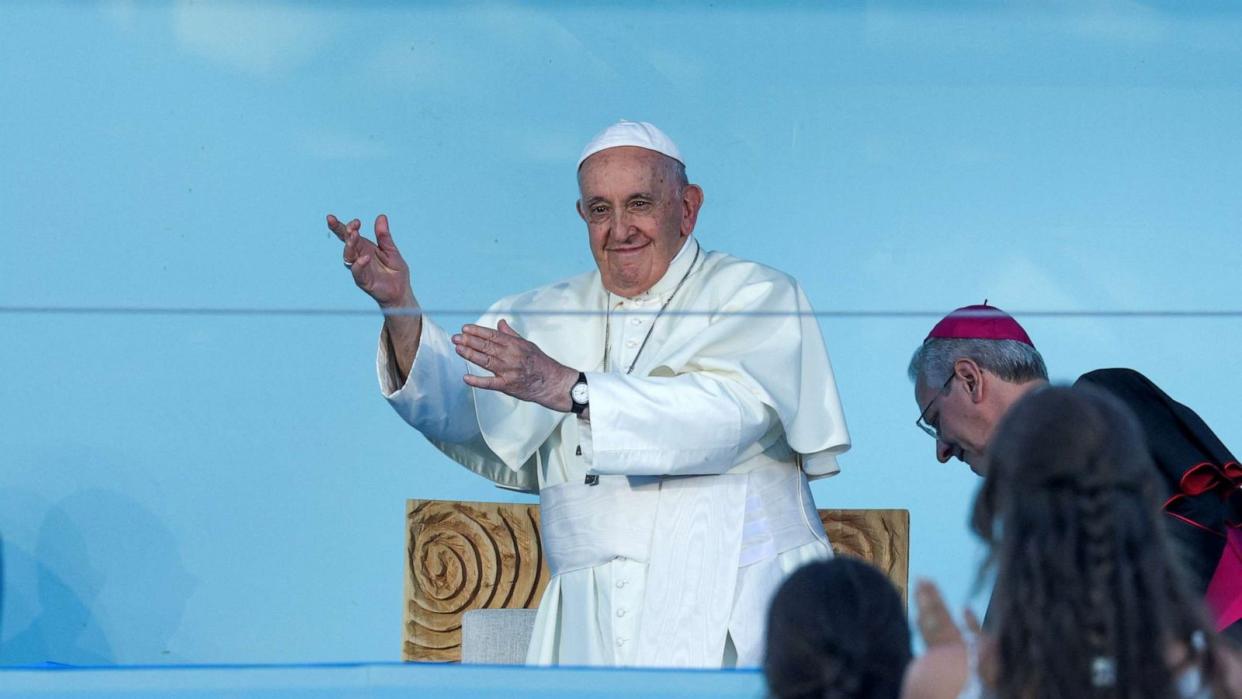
[
  {"x1": 699, "y1": 248, "x2": 801, "y2": 291},
  {"x1": 900, "y1": 644, "x2": 971, "y2": 699},
  {"x1": 1075, "y1": 367, "x2": 1150, "y2": 387},
  {"x1": 1073, "y1": 369, "x2": 1175, "y2": 420}
]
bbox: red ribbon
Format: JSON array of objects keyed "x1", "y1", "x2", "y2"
[{"x1": 1163, "y1": 461, "x2": 1242, "y2": 631}]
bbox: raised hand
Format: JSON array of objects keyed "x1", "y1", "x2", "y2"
[
  {"x1": 326, "y1": 213, "x2": 414, "y2": 309},
  {"x1": 915, "y1": 578, "x2": 966, "y2": 648},
  {"x1": 452, "y1": 320, "x2": 579, "y2": 412},
  {"x1": 326, "y1": 213, "x2": 421, "y2": 382}
]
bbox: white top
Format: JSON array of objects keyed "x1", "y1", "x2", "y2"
[{"x1": 378, "y1": 238, "x2": 850, "y2": 668}]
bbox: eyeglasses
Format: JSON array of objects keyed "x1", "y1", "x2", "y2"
[{"x1": 915, "y1": 374, "x2": 955, "y2": 440}]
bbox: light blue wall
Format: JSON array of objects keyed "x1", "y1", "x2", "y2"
[{"x1": 2, "y1": 1, "x2": 1240, "y2": 664}]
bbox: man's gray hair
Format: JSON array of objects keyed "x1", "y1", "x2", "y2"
[
  {"x1": 907, "y1": 338, "x2": 1048, "y2": 389},
  {"x1": 669, "y1": 159, "x2": 688, "y2": 190}
]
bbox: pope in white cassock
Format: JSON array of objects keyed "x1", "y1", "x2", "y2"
[{"x1": 326, "y1": 121, "x2": 851, "y2": 668}]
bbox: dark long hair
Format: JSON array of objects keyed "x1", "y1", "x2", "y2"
[
  {"x1": 972, "y1": 385, "x2": 1232, "y2": 699},
  {"x1": 764, "y1": 556, "x2": 912, "y2": 699}
]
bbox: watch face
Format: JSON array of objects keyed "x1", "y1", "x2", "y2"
[{"x1": 571, "y1": 382, "x2": 589, "y2": 404}]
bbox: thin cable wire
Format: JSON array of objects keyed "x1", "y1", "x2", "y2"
[{"x1": 1, "y1": 306, "x2": 1241, "y2": 319}]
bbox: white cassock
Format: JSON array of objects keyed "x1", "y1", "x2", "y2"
[{"x1": 378, "y1": 238, "x2": 850, "y2": 668}]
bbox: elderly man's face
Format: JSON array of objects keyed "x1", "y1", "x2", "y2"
[
  {"x1": 577, "y1": 146, "x2": 703, "y2": 297},
  {"x1": 915, "y1": 373, "x2": 996, "y2": 475}
]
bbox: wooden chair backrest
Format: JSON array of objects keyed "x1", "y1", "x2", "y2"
[{"x1": 403, "y1": 499, "x2": 909, "y2": 662}]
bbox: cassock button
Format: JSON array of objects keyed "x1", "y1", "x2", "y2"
[
  {"x1": 616, "y1": 638, "x2": 627, "y2": 647},
  {"x1": 616, "y1": 609, "x2": 627, "y2": 618},
  {"x1": 625, "y1": 339, "x2": 638, "y2": 348},
  {"x1": 615, "y1": 580, "x2": 627, "y2": 589},
  {"x1": 631, "y1": 318, "x2": 642, "y2": 326}
]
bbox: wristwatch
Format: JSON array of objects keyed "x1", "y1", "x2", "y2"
[{"x1": 569, "y1": 372, "x2": 589, "y2": 415}]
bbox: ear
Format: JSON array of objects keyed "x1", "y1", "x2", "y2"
[
  {"x1": 680, "y1": 184, "x2": 704, "y2": 236},
  {"x1": 575, "y1": 198, "x2": 589, "y2": 223},
  {"x1": 954, "y1": 359, "x2": 986, "y2": 404}
]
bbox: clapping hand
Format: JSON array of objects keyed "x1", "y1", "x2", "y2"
[{"x1": 452, "y1": 320, "x2": 579, "y2": 412}]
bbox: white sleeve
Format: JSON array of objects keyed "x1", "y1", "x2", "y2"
[
  {"x1": 376, "y1": 319, "x2": 541, "y2": 494},
  {"x1": 582, "y1": 371, "x2": 777, "y2": 476},
  {"x1": 377, "y1": 318, "x2": 481, "y2": 445}
]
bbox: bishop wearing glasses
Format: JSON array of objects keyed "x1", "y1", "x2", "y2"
[{"x1": 907, "y1": 302, "x2": 1242, "y2": 641}]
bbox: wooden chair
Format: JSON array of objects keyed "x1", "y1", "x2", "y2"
[{"x1": 403, "y1": 498, "x2": 909, "y2": 662}]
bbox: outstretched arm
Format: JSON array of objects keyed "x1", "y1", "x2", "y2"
[{"x1": 326, "y1": 213, "x2": 420, "y2": 383}]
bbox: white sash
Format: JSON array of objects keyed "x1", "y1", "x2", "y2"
[{"x1": 539, "y1": 460, "x2": 826, "y2": 667}]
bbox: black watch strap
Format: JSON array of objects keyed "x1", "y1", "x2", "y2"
[{"x1": 570, "y1": 372, "x2": 589, "y2": 415}]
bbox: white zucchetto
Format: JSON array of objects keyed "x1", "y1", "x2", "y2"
[{"x1": 577, "y1": 120, "x2": 684, "y2": 169}]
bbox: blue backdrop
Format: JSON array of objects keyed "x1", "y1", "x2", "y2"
[{"x1": 1, "y1": 1, "x2": 1240, "y2": 665}]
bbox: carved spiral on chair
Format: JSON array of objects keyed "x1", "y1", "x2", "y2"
[
  {"x1": 403, "y1": 501, "x2": 908, "y2": 662},
  {"x1": 404, "y1": 500, "x2": 548, "y2": 662}
]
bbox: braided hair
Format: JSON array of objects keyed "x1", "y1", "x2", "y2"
[
  {"x1": 764, "y1": 557, "x2": 912, "y2": 699},
  {"x1": 971, "y1": 385, "x2": 1233, "y2": 699}
]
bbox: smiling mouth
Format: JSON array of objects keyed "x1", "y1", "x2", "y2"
[{"x1": 607, "y1": 240, "x2": 652, "y2": 254}]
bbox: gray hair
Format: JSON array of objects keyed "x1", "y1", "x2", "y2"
[
  {"x1": 668, "y1": 159, "x2": 689, "y2": 190},
  {"x1": 907, "y1": 338, "x2": 1048, "y2": 390}
]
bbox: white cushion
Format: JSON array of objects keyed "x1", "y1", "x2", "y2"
[{"x1": 461, "y1": 609, "x2": 537, "y2": 665}]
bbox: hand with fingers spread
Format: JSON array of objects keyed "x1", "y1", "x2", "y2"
[
  {"x1": 326, "y1": 213, "x2": 421, "y2": 382},
  {"x1": 452, "y1": 320, "x2": 580, "y2": 413}
]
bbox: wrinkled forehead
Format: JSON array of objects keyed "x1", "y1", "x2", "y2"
[{"x1": 577, "y1": 146, "x2": 679, "y2": 198}]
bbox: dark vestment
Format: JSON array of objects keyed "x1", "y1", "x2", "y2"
[{"x1": 1074, "y1": 368, "x2": 1240, "y2": 641}]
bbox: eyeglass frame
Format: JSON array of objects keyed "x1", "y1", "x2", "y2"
[{"x1": 915, "y1": 373, "x2": 956, "y2": 440}]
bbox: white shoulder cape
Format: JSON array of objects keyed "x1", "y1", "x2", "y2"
[{"x1": 467, "y1": 247, "x2": 850, "y2": 483}]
